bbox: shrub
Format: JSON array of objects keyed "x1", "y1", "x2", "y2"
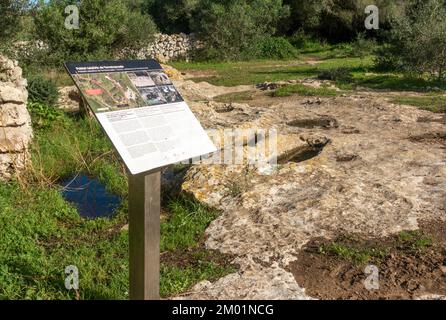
[
  {"x1": 284, "y1": 0, "x2": 402, "y2": 42},
  {"x1": 27, "y1": 102, "x2": 65, "y2": 129},
  {"x1": 288, "y1": 29, "x2": 312, "y2": 49},
  {"x1": 191, "y1": 0, "x2": 289, "y2": 60},
  {"x1": 373, "y1": 44, "x2": 401, "y2": 71},
  {"x1": 33, "y1": 0, "x2": 157, "y2": 66},
  {"x1": 257, "y1": 37, "x2": 297, "y2": 59},
  {"x1": 377, "y1": 0, "x2": 446, "y2": 81},
  {"x1": 318, "y1": 67, "x2": 353, "y2": 82},
  {"x1": 144, "y1": 0, "x2": 199, "y2": 34},
  {"x1": 27, "y1": 76, "x2": 59, "y2": 107},
  {"x1": 0, "y1": 1, "x2": 29, "y2": 41},
  {"x1": 351, "y1": 33, "x2": 376, "y2": 59}
]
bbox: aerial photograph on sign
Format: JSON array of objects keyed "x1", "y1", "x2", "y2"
[
  {"x1": 73, "y1": 69, "x2": 184, "y2": 111},
  {"x1": 74, "y1": 72, "x2": 145, "y2": 112},
  {"x1": 137, "y1": 86, "x2": 167, "y2": 105}
]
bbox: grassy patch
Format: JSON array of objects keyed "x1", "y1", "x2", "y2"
[
  {"x1": 389, "y1": 95, "x2": 446, "y2": 113},
  {"x1": 318, "y1": 240, "x2": 389, "y2": 265},
  {"x1": 273, "y1": 83, "x2": 341, "y2": 97},
  {"x1": 161, "y1": 196, "x2": 219, "y2": 252},
  {"x1": 346, "y1": 74, "x2": 446, "y2": 92},
  {"x1": 397, "y1": 230, "x2": 433, "y2": 252},
  {"x1": 172, "y1": 56, "x2": 368, "y2": 87},
  {"x1": 0, "y1": 107, "x2": 235, "y2": 300},
  {"x1": 318, "y1": 228, "x2": 436, "y2": 267},
  {"x1": 214, "y1": 91, "x2": 254, "y2": 103},
  {"x1": 160, "y1": 196, "x2": 235, "y2": 297},
  {"x1": 160, "y1": 248, "x2": 237, "y2": 297},
  {"x1": 173, "y1": 53, "x2": 446, "y2": 94}
]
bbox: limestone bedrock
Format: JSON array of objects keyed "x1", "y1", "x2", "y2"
[{"x1": 171, "y1": 77, "x2": 445, "y2": 300}]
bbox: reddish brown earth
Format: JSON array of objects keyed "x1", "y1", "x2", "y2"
[{"x1": 289, "y1": 220, "x2": 446, "y2": 300}]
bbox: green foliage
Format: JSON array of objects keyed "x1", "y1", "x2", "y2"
[
  {"x1": 191, "y1": 0, "x2": 289, "y2": 60},
  {"x1": 257, "y1": 37, "x2": 297, "y2": 59},
  {"x1": 398, "y1": 230, "x2": 433, "y2": 252},
  {"x1": 319, "y1": 242, "x2": 389, "y2": 265},
  {"x1": 282, "y1": 0, "x2": 326, "y2": 34},
  {"x1": 351, "y1": 33, "x2": 376, "y2": 59},
  {"x1": 27, "y1": 75, "x2": 59, "y2": 106},
  {"x1": 284, "y1": 0, "x2": 403, "y2": 42},
  {"x1": 143, "y1": 0, "x2": 199, "y2": 34},
  {"x1": 0, "y1": 1, "x2": 29, "y2": 42},
  {"x1": 373, "y1": 44, "x2": 401, "y2": 71},
  {"x1": 33, "y1": 0, "x2": 157, "y2": 66},
  {"x1": 27, "y1": 102, "x2": 65, "y2": 130},
  {"x1": 377, "y1": 0, "x2": 446, "y2": 81},
  {"x1": 288, "y1": 29, "x2": 313, "y2": 49}
]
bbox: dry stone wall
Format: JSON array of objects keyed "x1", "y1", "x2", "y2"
[
  {"x1": 14, "y1": 34, "x2": 199, "y2": 63},
  {"x1": 0, "y1": 55, "x2": 33, "y2": 180},
  {"x1": 140, "y1": 33, "x2": 199, "y2": 62}
]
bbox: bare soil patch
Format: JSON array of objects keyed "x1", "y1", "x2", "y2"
[
  {"x1": 287, "y1": 116, "x2": 339, "y2": 129},
  {"x1": 289, "y1": 220, "x2": 446, "y2": 300},
  {"x1": 409, "y1": 132, "x2": 446, "y2": 147}
]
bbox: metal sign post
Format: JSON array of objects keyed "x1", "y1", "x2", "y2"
[{"x1": 128, "y1": 170, "x2": 161, "y2": 300}]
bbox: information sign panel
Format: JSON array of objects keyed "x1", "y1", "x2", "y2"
[{"x1": 65, "y1": 60, "x2": 216, "y2": 175}]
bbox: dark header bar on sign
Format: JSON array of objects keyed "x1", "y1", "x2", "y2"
[{"x1": 64, "y1": 59, "x2": 162, "y2": 75}]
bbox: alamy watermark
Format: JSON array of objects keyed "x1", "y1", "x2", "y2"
[
  {"x1": 180, "y1": 128, "x2": 279, "y2": 174},
  {"x1": 64, "y1": 5, "x2": 79, "y2": 30},
  {"x1": 363, "y1": 264, "x2": 380, "y2": 290},
  {"x1": 65, "y1": 265, "x2": 79, "y2": 290},
  {"x1": 365, "y1": 5, "x2": 379, "y2": 30}
]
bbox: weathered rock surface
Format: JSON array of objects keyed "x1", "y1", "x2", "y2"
[
  {"x1": 171, "y1": 80, "x2": 446, "y2": 300},
  {"x1": 0, "y1": 55, "x2": 32, "y2": 180},
  {"x1": 175, "y1": 80, "x2": 253, "y2": 102},
  {"x1": 58, "y1": 86, "x2": 81, "y2": 112}
]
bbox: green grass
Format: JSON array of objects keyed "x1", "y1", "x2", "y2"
[
  {"x1": 0, "y1": 107, "x2": 235, "y2": 300},
  {"x1": 214, "y1": 90, "x2": 254, "y2": 103},
  {"x1": 318, "y1": 229, "x2": 435, "y2": 267},
  {"x1": 172, "y1": 56, "x2": 368, "y2": 87},
  {"x1": 173, "y1": 48, "x2": 446, "y2": 95},
  {"x1": 389, "y1": 95, "x2": 446, "y2": 113},
  {"x1": 160, "y1": 256, "x2": 236, "y2": 297},
  {"x1": 341, "y1": 74, "x2": 446, "y2": 92},
  {"x1": 161, "y1": 196, "x2": 219, "y2": 252},
  {"x1": 273, "y1": 83, "x2": 342, "y2": 97},
  {"x1": 397, "y1": 230, "x2": 433, "y2": 252},
  {"x1": 318, "y1": 241, "x2": 389, "y2": 265}
]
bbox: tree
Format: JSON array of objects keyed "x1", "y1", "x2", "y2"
[
  {"x1": 283, "y1": 0, "x2": 405, "y2": 42},
  {"x1": 33, "y1": 0, "x2": 157, "y2": 65},
  {"x1": 191, "y1": 0, "x2": 289, "y2": 60},
  {"x1": 378, "y1": 0, "x2": 446, "y2": 81},
  {"x1": 0, "y1": 0, "x2": 30, "y2": 41},
  {"x1": 143, "y1": 0, "x2": 199, "y2": 34}
]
